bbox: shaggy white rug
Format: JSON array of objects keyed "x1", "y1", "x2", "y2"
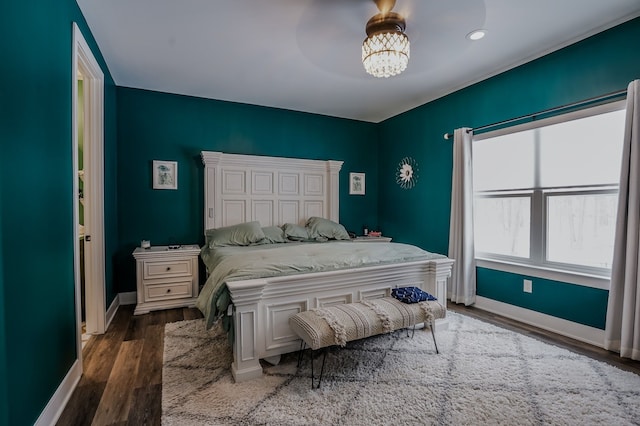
[{"x1": 162, "y1": 312, "x2": 640, "y2": 425}]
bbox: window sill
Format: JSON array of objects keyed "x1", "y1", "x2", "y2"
[{"x1": 475, "y1": 258, "x2": 610, "y2": 290}]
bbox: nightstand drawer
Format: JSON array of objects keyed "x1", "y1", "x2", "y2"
[
  {"x1": 143, "y1": 259, "x2": 192, "y2": 279},
  {"x1": 145, "y1": 279, "x2": 193, "y2": 301}
]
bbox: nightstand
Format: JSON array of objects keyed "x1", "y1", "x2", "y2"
[
  {"x1": 132, "y1": 245, "x2": 201, "y2": 315},
  {"x1": 352, "y1": 236, "x2": 392, "y2": 242}
]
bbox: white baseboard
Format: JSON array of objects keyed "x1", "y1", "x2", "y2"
[
  {"x1": 474, "y1": 296, "x2": 605, "y2": 348},
  {"x1": 105, "y1": 292, "x2": 137, "y2": 329},
  {"x1": 105, "y1": 294, "x2": 119, "y2": 330},
  {"x1": 119, "y1": 291, "x2": 137, "y2": 305},
  {"x1": 34, "y1": 360, "x2": 82, "y2": 426}
]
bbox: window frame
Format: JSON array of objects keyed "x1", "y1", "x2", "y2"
[{"x1": 473, "y1": 100, "x2": 625, "y2": 283}]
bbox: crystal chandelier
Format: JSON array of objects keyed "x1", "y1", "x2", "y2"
[{"x1": 362, "y1": 10, "x2": 410, "y2": 78}]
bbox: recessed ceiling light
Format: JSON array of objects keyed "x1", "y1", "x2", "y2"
[{"x1": 467, "y1": 29, "x2": 487, "y2": 41}]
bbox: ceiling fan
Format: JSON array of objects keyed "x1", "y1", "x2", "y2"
[
  {"x1": 362, "y1": 0, "x2": 410, "y2": 78},
  {"x1": 295, "y1": 0, "x2": 484, "y2": 79}
]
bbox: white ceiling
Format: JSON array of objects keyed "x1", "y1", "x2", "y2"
[{"x1": 77, "y1": 0, "x2": 640, "y2": 123}]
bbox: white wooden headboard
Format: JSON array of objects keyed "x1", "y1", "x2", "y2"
[{"x1": 201, "y1": 151, "x2": 344, "y2": 232}]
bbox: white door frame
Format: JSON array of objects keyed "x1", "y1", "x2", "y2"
[{"x1": 72, "y1": 23, "x2": 106, "y2": 358}]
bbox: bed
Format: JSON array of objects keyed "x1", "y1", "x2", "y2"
[{"x1": 199, "y1": 151, "x2": 454, "y2": 382}]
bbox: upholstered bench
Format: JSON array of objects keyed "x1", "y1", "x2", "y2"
[{"x1": 289, "y1": 296, "x2": 446, "y2": 388}]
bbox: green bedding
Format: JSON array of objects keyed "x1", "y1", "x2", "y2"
[{"x1": 196, "y1": 241, "x2": 446, "y2": 330}]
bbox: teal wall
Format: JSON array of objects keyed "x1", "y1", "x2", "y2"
[
  {"x1": 0, "y1": 215, "x2": 7, "y2": 425},
  {"x1": 378, "y1": 17, "x2": 640, "y2": 329},
  {"x1": 476, "y1": 268, "x2": 608, "y2": 328},
  {"x1": 0, "y1": 1, "x2": 117, "y2": 424},
  {"x1": 115, "y1": 88, "x2": 379, "y2": 292}
]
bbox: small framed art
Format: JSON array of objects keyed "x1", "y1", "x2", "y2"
[
  {"x1": 153, "y1": 160, "x2": 178, "y2": 190},
  {"x1": 349, "y1": 172, "x2": 365, "y2": 195}
]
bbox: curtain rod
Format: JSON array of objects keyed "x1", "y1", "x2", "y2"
[{"x1": 443, "y1": 88, "x2": 627, "y2": 140}]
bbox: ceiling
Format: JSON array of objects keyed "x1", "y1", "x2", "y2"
[{"x1": 76, "y1": 0, "x2": 640, "y2": 123}]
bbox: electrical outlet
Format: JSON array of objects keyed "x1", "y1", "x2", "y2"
[{"x1": 523, "y1": 279, "x2": 533, "y2": 293}]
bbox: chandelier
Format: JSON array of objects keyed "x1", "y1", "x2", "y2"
[{"x1": 362, "y1": 8, "x2": 410, "y2": 78}]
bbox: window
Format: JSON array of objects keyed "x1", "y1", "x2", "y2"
[
  {"x1": 474, "y1": 194, "x2": 531, "y2": 258},
  {"x1": 473, "y1": 102, "x2": 626, "y2": 276}
]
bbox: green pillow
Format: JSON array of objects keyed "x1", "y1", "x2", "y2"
[
  {"x1": 282, "y1": 223, "x2": 311, "y2": 241},
  {"x1": 306, "y1": 217, "x2": 351, "y2": 240},
  {"x1": 205, "y1": 221, "x2": 266, "y2": 247},
  {"x1": 261, "y1": 226, "x2": 287, "y2": 244}
]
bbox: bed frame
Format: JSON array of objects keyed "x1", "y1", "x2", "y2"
[{"x1": 201, "y1": 151, "x2": 454, "y2": 382}]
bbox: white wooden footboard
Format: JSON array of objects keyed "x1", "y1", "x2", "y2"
[{"x1": 226, "y1": 257, "x2": 454, "y2": 382}]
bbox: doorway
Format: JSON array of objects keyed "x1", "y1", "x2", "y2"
[
  {"x1": 77, "y1": 75, "x2": 89, "y2": 347},
  {"x1": 72, "y1": 23, "x2": 106, "y2": 363}
]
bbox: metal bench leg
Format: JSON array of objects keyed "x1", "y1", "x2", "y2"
[
  {"x1": 430, "y1": 320, "x2": 439, "y2": 354},
  {"x1": 310, "y1": 348, "x2": 328, "y2": 389},
  {"x1": 297, "y1": 340, "x2": 306, "y2": 368}
]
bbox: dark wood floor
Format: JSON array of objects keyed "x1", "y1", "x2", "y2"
[
  {"x1": 57, "y1": 303, "x2": 640, "y2": 426},
  {"x1": 56, "y1": 305, "x2": 203, "y2": 426}
]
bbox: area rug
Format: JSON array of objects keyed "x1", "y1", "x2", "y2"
[{"x1": 162, "y1": 312, "x2": 640, "y2": 425}]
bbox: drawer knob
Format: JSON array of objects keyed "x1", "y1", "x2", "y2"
[
  {"x1": 166, "y1": 267, "x2": 171, "y2": 271},
  {"x1": 167, "y1": 289, "x2": 171, "y2": 293}
]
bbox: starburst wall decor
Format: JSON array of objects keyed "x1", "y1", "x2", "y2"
[{"x1": 396, "y1": 156, "x2": 419, "y2": 189}]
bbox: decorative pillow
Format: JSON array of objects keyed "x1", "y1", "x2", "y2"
[
  {"x1": 261, "y1": 226, "x2": 287, "y2": 244},
  {"x1": 305, "y1": 216, "x2": 351, "y2": 241},
  {"x1": 391, "y1": 287, "x2": 437, "y2": 304},
  {"x1": 205, "y1": 221, "x2": 266, "y2": 247},
  {"x1": 282, "y1": 223, "x2": 310, "y2": 241}
]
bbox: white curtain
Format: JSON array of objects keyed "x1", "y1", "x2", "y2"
[
  {"x1": 448, "y1": 127, "x2": 476, "y2": 305},
  {"x1": 605, "y1": 79, "x2": 640, "y2": 360}
]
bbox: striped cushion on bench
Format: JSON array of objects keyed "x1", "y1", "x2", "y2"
[{"x1": 289, "y1": 297, "x2": 445, "y2": 351}]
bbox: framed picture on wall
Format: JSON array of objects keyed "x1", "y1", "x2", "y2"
[
  {"x1": 152, "y1": 160, "x2": 178, "y2": 190},
  {"x1": 349, "y1": 172, "x2": 365, "y2": 195}
]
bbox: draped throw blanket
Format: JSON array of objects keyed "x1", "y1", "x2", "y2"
[
  {"x1": 448, "y1": 127, "x2": 477, "y2": 305},
  {"x1": 605, "y1": 79, "x2": 640, "y2": 361}
]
